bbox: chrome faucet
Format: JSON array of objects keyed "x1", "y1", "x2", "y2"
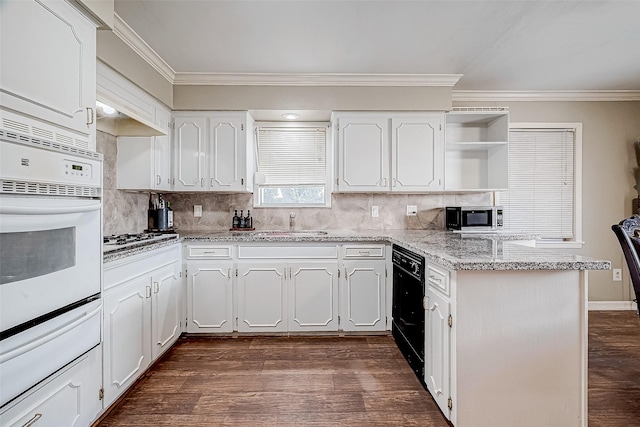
[{"x1": 289, "y1": 212, "x2": 296, "y2": 231}]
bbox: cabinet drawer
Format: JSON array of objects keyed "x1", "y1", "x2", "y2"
[
  {"x1": 427, "y1": 264, "x2": 450, "y2": 296},
  {"x1": 343, "y1": 244, "x2": 386, "y2": 259},
  {"x1": 0, "y1": 346, "x2": 101, "y2": 427},
  {"x1": 238, "y1": 245, "x2": 338, "y2": 259},
  {"x1": 187, "y1": 245, "x2": 233, "y2": 259}
]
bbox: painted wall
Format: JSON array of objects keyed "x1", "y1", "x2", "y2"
[
  {"x1": 456, "y1": 101, "x2": 640, "y2": 302},
  {"x1": 173, "y1": 85, "x2": 452, "y2": 111},
  {"x1": 97, "y1": 30, "x2": 173, "y2": 107}
]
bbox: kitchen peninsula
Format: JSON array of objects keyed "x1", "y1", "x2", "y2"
[{"x1": 102, "y1": 229, "x2": 608, "y2": 427}]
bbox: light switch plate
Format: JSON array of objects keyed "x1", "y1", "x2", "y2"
[
  {"x1": 371, "y1": 206, "x2": 379, "y2": 217},
  {"x1": 406, "y1": 205, "x2": 417, "y2": 216},
  {"x1": 194, "y1": 205, "x2": 203, "y2": 217}
]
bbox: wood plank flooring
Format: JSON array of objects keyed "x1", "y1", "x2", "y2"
[{"x1": 98, "y1": 311, "x2": 640, "y2": 426}]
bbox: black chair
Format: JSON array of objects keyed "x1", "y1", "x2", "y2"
[{"x1": 612, "y1": 215, "x2": 640, "y2": 316}]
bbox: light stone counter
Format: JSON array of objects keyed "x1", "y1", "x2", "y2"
[{"x1": 179, "y1": 229, "x2": 610, "y2": 271}]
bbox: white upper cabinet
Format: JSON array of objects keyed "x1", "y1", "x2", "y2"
[
  {"x1": 173, "y1": 111, "x2": 254, "y2": 192},
  {"x1": 336, "y1": 115, "x2": 390, "y2": 192},
  {"x1": 117, "y1": 105, "x2": 172, "y2": 191},
  {"x1": 334, "y1": 112, "x2": 444, "y2": 193},
  {"x1": 392, "y1": 114, "x2": 444, "y2": 192},
  {"x1": 445, "y1": 109, "x2": 509, "y2": 191},
  {"x1": 173, "y1": 115, "x2": 207, "y2": 191},
  {"x1": 0, "y1": 0, "x2": 97, "y2": 150}
]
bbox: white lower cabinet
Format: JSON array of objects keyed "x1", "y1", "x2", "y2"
[
  {"x1": 152, "y1": 263, "x2": 183, "y2": 359},
  {"x1": 288, "y1": 262, "x2": 339, "y2": 332},
  {"x1": 186, "y1": 260, "x2": 234, "y2": 333},
  {"x1": 424, "y1": 285, "x2": 451, "y2": 416},
  {"x1": 341, "y1": 261, "x2": 386, "y2": 331},
  {"x1": 186, "y1": 243, "x2": 388, "y2": 334},
  {"x1": 236, "y1": 263, "x2": 288, "y2": 333},
  {"x1": 102, "y1": 245, "x2": 182, "y2": 409},
  {"x1": 0, "y1": 346, "x2": 102, "y2": 427}
]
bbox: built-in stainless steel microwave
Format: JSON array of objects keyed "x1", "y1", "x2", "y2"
[{"x1": 446, "y1": 206, "x2": 503, "y2": 231}]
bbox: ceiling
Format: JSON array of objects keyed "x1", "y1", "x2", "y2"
[{"x1": 114, "y1": 0, "x2": 640, "y2": 92}]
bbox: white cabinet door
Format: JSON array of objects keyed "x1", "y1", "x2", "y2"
[
  {"x1": 288, "y1": 262, "x2": 339, "y2": 332},
  {"x1": 424, "y1": 286, "x2": 451, "y2": 418},
  {"x1": 0, "y1": 0, "x2": 96, "y2": 147},
  {"x1": 174, "y1": 116, "x2": 207, "y2": 191},
  {"x1": 391, "y1": 114, "x2": 445, "y2": 192},
  {"x1": 341, "y1": 261, "x2": 386, "y2": 332},
  {"x1": 154, "y1": 106, "x2": 173, "y2": 191},
  {"x1": 0, "y1": 347, "x2": 102, "y2": 427},
  {"x1": 151, "y1": 261, "x2": 182, "y2": 359},
  {"x1": 337, "y1": 117, "x2": 390, "y2": 192},
  {"x1": 102, "y1": 275, "x2": 152, "y2": 407},
  {"x1": 237, "y1": 263, "x2": 288, "y2": 333},
  {"x1": 210, "y1": 116, "x2": 246, "y2": 191},
  {"x1": 187, "y1": 261, "x2": 234, "y2": 333}
]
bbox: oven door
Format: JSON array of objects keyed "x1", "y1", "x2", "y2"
[{"x1": 0, "y1": 196, "x2": 101, "y2": 335}]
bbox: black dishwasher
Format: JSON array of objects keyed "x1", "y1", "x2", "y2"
[{"x1": 391, "y1": 244, "x2": 425, "y2": 383}]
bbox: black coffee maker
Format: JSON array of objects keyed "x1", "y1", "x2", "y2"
[{"x1": 147, "y1": 193, "x2": 173, "y2": 232}]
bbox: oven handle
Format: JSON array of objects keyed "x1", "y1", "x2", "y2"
[
  {"x1": 0, "y1": 304, "x2": 101, "y2": 364},
  {"x1": 0, "y1": 202, "x2": 101, "y2": 215}
]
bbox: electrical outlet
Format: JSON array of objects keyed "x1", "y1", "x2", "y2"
[
  {"x1": 371, "y1": 206, "x2": 379, "y2": 218},
  {"x1": 406, "y1": 205, "x2": 417, "y2": 216},
  {"x1": 613, "y1": 268, "x2": 622, "y2": 281},
  {"x1": 194, "y1": 205, "x2": 203, "y2": 217}
]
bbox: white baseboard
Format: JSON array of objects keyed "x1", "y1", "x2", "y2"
[{"x1": 588, "y1": 301, "x2": 638, "y2": 311}]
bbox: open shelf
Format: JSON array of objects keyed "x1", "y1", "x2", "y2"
[{"x1": 445, "y1": 109, "x2": 509, "y2": 191}]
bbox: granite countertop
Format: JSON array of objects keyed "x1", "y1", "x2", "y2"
[
  {"x1": 103, "y1": 234, "x2": 180, "y2": 263},
  {"x1": 179, "y1": 229, "x2": 611, "y2": 271}
]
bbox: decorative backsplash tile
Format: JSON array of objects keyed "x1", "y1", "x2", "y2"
[{"x1": 99, "y1": 131, "x2": 493, "y2": 234}]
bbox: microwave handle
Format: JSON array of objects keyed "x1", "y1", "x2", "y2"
[
  {"x1": 0, "y1": 304, "x2": 101, "y2": 364},
  {"x1": 0, "y1": 202, "x2": 101, "y2": 215}
]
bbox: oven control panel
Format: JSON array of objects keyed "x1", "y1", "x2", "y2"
[
  {"x1": 0, "y1": 140, "x2": 101, "y2": 188},
  {"x1": 63, "y1": 159, "x2": 93, "y2": 180}
]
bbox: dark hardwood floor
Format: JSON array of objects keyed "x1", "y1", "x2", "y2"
[{"x1": 98, "y1": 311, "x2": 640, "y2": 427}]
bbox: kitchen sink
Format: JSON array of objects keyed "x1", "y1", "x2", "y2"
[{"x1": 251, "y1": 230, "x2": 329, "y2": 237}]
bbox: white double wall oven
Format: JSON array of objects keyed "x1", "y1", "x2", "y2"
[{"x1": 0, "y1": 132, "x2": 103, "y2": 412}]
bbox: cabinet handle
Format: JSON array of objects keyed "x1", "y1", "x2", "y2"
[
  {"x1": 430, "y1": 275, "x2": 442, "y2": 283},
  {"x1": 200, "y1": 178, "x2": 204, "y2": 187},
  {"x1": 22, "y1": 413, "x2": 42, "y2": 427},
  {"x1": 146, "y1": 286, "x2": 152, "y2": 298},
  {"x1": 156, "y1": 175, "x2": 162, "y2": 185},
  {"x1": 380, "y1": 178, "x2": 387, "y2": 187},
  {"x1": 392, "y1": 178, "x2": 397, "y2": 187},
  {"x1": 358, "y1": 250, "x2": 371, "y2": 256},
  {"x1": 228, "y1": 268, "x2": 231, "y2": 279},
  {"x1": 211, "y1": 178, "x2": 215, "y2": 187},
  {"x1": 241, "y1": 178, "x2": 244, "y2": 185},
  {"x1": 154, "y1": 281, "x2": 159, "y2": 294},
  {"x1": 86, "y1": 107, "x2": 94, "y2": 125},
  {"x1": 202, "y1": 251, "x2": 216, "y2": 255}
]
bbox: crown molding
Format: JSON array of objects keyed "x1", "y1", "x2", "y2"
[
  {"x1": 112, "y1": 13, "x2": 176, "y2": 84},
  {"x1": 173, "y1": 73, "x2": 463, "y2": 87},
  {"x1": 453, "y1": 90, "x2": 640, "y2": 102}
]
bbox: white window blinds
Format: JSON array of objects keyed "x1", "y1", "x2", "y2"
[
  {"x1": 256, "y1": 127, "x2": 327, "y2": 185},
  {"x1": 501, "y1": 128, "x2": 575, "y2": 239}
]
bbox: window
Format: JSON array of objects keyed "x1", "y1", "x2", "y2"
[
  {"x1": 499, "y1": 123, "x2": 582, "y2": 248},
  {"x1": 254, "y1": 123, "x2": 331, "y2": 207}
]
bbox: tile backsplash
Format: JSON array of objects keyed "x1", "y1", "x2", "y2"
[{"x1": 98, "y1": 131, "x2": 492, "y2": 234}]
